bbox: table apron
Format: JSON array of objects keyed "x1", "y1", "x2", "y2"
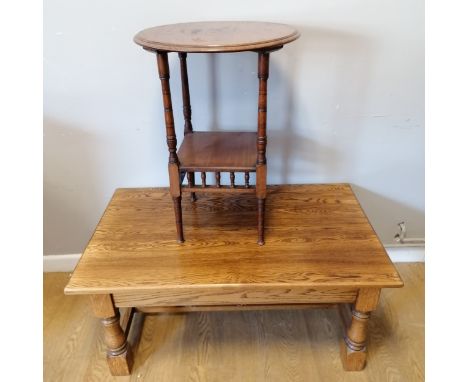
[{"x1": 112, "y1": 286, "x2": 358, "y2": 308}]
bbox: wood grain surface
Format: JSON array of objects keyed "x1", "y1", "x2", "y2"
[
  {"x1": 47, "y1": 264, "x2": 424, "y2": 381},
  {"x1": 112, "y1": 286, "x2": 357, "y2": 307},
  {"x1": 64, "y1": 184, "x2": 403, "y2": 295},
  {"x1": 177, "y1": 131, "x2": 257, "y2": 172},
  {"x1": 134, "y1": 21, "x2": 300, "y2": 53}
]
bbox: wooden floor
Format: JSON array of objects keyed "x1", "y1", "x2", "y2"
[{"x1": 44, "y1": 263, "x2": 424, "y2": 381}]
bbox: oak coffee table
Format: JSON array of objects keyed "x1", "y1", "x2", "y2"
[
  {"x1": 134, "y1": 21, "x2": 300, "y2": 244},
  {"x1": 64, "y1": 184, "x2": 403, "y2": 376}
]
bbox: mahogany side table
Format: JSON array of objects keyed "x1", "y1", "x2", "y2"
[{"x1": 134, "y1": 21, "x2": 300, "y2": 244}]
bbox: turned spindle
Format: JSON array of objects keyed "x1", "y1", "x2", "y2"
[
  {"x1": 245, "y1": 172, "x2": 250, "y2": 188},
  {"x1": 215, "y1": 172, "x2": 221, "y2": 187},
  {"x1": 187, "y1": 172, "x2": 196, "y2": 202},
  {"x1": 188, "y1": 172, "x2": 194, "y2": 187},
  {"x1": 201, "y1": 172, "x2": 206, "y2": 187},
  {"x1": 230, "y1": 172, "x2": 235, "y2": 188}
]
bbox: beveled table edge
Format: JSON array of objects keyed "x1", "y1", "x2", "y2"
[
  {"x1": 64, "y1": 280, "x2": 403, "y2": 296},
  {"x1": 133, "y1": 23, "x2": 300, "y2": 53}
]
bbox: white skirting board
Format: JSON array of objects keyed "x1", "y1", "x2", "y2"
[
  {"x1": 43, "y1": 254, "x2": 82, "y2": 273},
  {"x1": 385, "y1": 246, "x2": 425, "y2": 262},
  {"x1": 43, "y1": 246, "x2": 425, "y2": 273}
]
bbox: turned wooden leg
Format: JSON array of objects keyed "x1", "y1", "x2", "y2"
[
  {"x1": 102, "y1": 314, "x2": 133, "y2": 375},
  {"x1": 172, "y1": 196, "x2": 184, "y2": 243},
  {"x1": 257, "y1": 198, "x2": 266, "y2": 245},
  {"x1": 256, "y1": 51, "x2": 269, "y2": 245},
  {"x1": 156, "y1": 51, "x2": 184, "y2": 243},
  {"x1": 178, "y1": 52, "x2": 196, "y2": 203},
  {"x1": 178, "y1": 52, "x2": 193, "y2": 135},
  {"x1": 339, "y1": 288, "x2": 381, "y2": 371},
  {"x1": 339, "y1": 305, "x2": 370, "y2": 371},
  {"x1": 91, "y1": 295, "x2": 133, "y2": 376}
]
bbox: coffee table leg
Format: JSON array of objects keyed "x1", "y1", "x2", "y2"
[
  {"x1": 339, "y1": 306, "x2": 370, "y2": 371},
  {"x1": 339, "y1": 288, "x2": 381, "y2": 371},
  {"x1": 90, "y1": 295, "x2": 133, "y2": 376}
]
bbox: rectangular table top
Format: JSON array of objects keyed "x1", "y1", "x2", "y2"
[{"x1": 65, "y1": 184, "x2": 403, "y2": 295}]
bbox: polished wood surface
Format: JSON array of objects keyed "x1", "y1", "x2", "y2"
[
  {"x1": 136, "y1": 303, "x2": 336, "y2": 314},
  {"x1": 134, "y1": 21, "x2": 300, "y2": 53},
  {"x1": 178, "y1": 131, "x2": 257, "y2": 172},
  {"x1": 112, "y1": 286, "x2": 358, "y2": 308},
  {"x1": 47, "y1": 264, "x2": 423, "y2": 381},
  {"x1": 65, "y1": 184, "x2": 402, "y2": 295}
]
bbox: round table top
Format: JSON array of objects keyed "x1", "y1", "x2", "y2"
[{"x1": 134, "y1": 21, "x2": 300, "y2": 53}]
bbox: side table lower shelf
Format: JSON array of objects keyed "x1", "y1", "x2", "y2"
[{"x1": 177, "y1": 131, "x2": 257, "y2": 173}]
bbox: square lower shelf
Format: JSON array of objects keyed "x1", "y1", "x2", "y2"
[{"x1": 177, "y1": 131, "x2": 257, "y2": 172}]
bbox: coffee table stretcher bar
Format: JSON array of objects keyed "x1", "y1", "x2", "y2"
[{"x1": 64, "y1": 184, "x2": 403, "y2": 375}]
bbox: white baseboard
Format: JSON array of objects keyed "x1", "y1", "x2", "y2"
[
  {"x1": 43, "y1": 253, "x2": 82, "y2": 272},
  {"x1": 43, "y1": 246, "x2": 424, "y2": 273},
  {"x1": 385, "y1": 245, "x2": 425, "y2": 262}
]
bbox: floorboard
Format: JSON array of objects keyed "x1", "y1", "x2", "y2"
[{"x1": 44, "y1": 263, "x2": 424, "y2": 381}]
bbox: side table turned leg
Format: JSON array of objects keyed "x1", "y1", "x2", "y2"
[
  {"x1": 178, "y1": 52, "x2": 197, "y2": 203},
  {"x1": 256, "y1": 51, "x2": 270, "y2": 245},
  {"x1": 91, "y1": 295, "x2": 133, "y2": 376},
  {"x1": 172, "y1": 196, "x2": 184, "y2": 243},
  {"x1": 339, "y1": 288, "x2": 381, "y2": 371},
  {"x1": 156, "y1": 51, "x2": 184, "y2": 243},
  {"x1": 257, "y1": 198, "x2": 266, "y2": 245}
]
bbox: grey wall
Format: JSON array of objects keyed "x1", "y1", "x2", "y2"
[{"x1": 44, "y1": 0, "x2": 424, "y2": 255}]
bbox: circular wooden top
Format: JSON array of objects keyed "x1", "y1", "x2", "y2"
[{"x1": 134, "y1": 21, "x2": 300, "y2": 53}]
